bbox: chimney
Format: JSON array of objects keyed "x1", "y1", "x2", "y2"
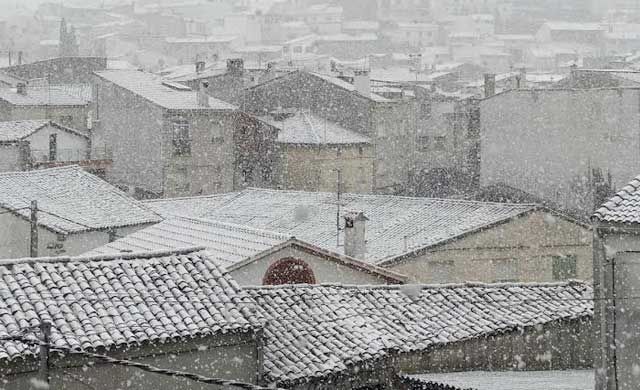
[
  {"x1": 353, "y1": 70, "x2": 370, "y2": 98},
  {"x1": 343, "y1": 211, "x2": 368, "y2": 259},
  {"x1": 227, "y1": 58, "x2": 244, "y2": 75},
  {"x1": 517, "y1": 67, "x2": 526, "y2": 89},
  {"x1": 484, "y1": 73, "x2": 496, "y2": 98},
  {"x1": 16, "y1": 82, "x2": 27, "y2": 95},
  {"x1": 197, "y1": 80, "x2": 209, "y2": 107},
  {"x1": 195, "y1": 60, "x2": 205, "y2": 73}
]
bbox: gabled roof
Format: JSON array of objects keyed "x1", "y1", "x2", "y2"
[
  {"x1": 0, "y1": 84, "x2": 91, "y2": 106},
  {"x1": 0, "y1": 248, "x2": 258, "y2": 361},
  {"x1": 94, "y1": 70, "x2": 237, "y2": 110},
  {"x1": 84, "y1": 216, "x2": 406, "y2": 283},
  {"x1": 0, "y1": 120, "x2": 88, "y2": 143},
  {"x1": 593, "y1": 174, "x2": 640, "y2": 224},
  {"x1": 246, "y1": 70, "x2": 390, "y2": 103},
  {"x1": 0, "y1": 165, "x2": 162, "y2": 234},
  {"x1": 143, "y1": 188, "x2": 538, "y2": 263},
  {"x1": 248, "y1": 281, "x2": 592, "y2": 385},
  {"x1": 259, "y1": 111, "x2": 371, "y2": 145}
]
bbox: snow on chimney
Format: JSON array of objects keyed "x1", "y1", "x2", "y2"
[
  {"x1": 353, "y1": 70, "x2": 371, "y2": 98},
  {"x1": 343, "y1": 210, "x2": 368, "y2": 259},
  {"x1": 197, "y1": 80, "x2": 209, "y2": 107},
  {"x1": 484, "y1": 73, "x2": 496, "y2": 98},
  {"x1": 195, "y1": 60, "x2": 205, "y2": 73}
]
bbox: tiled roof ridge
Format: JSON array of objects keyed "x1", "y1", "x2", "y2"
[
  {"x1": 174, "y1": 215, "x2": 293, "y2": 241},
  {"x1": 243, "y1": 279, "x2": 590, "y2": 291},
  {"x1": 593, "y1": 174, "x2": 640, "y2": 221},
  {"x1": 0, "y1": 246, "x2": 206, "y2": 267},
  {"x1": 241, "y1": 187, "x2": 539, "y2": 208},
  {"x1": 144, "y1": 191, "x2": 242, "y2": 204}
]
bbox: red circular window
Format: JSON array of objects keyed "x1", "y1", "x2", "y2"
[{"x1": 262, "y1": 258, "x2": 316, "y2": 285}]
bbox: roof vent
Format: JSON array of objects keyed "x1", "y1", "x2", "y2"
[{"x1": 16, "y1": 82, "x2": 27, "y2": 95}]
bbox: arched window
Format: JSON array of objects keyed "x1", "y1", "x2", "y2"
[{"x1": 262, "y1": 258, "x2": 316, "y2": 285}]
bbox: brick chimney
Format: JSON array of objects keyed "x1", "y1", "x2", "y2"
[
  {"x1": 353, "y1": 70, "x2": 371, "y2": 98},
  {"x1": 197, "y1": 80, "x2": 209, "y2": 108},
  {"x1": 484, "y1": 73, "x2": 496, "y2": 98},
  {"x1": 16, "y1": 82, "x2": 27, "y2": 95},
  {"x1": 227, "y1": 58, "x2": 244, "y2": 75},
  {"x1": 343, "y1": 211, "x2": 368, "y2": 259}
]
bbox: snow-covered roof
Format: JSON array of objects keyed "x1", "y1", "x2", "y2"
[
  {"x1": 260, "y1": 111, "x2": 371, "y2": 145},
  {"x1": 0, "y1": 165, "x2": 162, "y2": 234},
  {"x1": 544, "y1": 22, "x2": 605, "y2": 32},
  {"x1": 86, "y1": 216, "x2": 291, "y2": 268},
  {"x1": 94, "y1": 70, "x2": 237, "y2": 110},
  {"x1": 593, "y1": 174, "x2": 640, "y2": 224},
  {"x1": 143, "y1": 188, "x2": 538, "y2": 263},
  {"x1": 0, "y1": 248, "x2": 257, "y2": 361},
  {"x1": 0, "y1": 120, "x2": 87, "y2": 142},
  {"x1": 248, "y1": 281, "x2": 593, "y2": 384},
  {"x1": 165, "y1": 35, "x2": 237, "y2": 44},
  {"x1": 0, "y1": 84, "x2": 92, "y2": 106},
  {"x1": 308, "y1": 72, "x2": 390, "y2": 102},
  {"x1": 406, "y1": 370, "x2": 594, "y2": 390},
  {"x1": 83, "y1": 216, "x2": 406, "y2": 282}
]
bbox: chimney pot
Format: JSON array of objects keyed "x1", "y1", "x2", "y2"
[
  {"x1": 227, "y1": 58, "x2": 244, "y2": 75},
  {"x1": 343, "y1": 210, "x2": 368, "y2": 259},
  {"x1": 484, "y1": 73, "x2": 496, "y2": 97},
  {"x1": 16, "y1": 82, "x2": 27, "y2": 95},
  {"x1": 353, "y1": 70, "x2": 371, "y2": 98},
  {"x1": 197, "y1": 81, "x2": 209, "y2": 107}
]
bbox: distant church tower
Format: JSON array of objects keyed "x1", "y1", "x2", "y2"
[{"x1": 59, "y1": 18, "x2": 79, "y2": 57}]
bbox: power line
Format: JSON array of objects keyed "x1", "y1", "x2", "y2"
[{"x1": 15, "y1": 335, "x2": 281, "y2": 390}]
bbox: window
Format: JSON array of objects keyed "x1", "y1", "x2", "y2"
[
  {"x1": 242, "y1": 168, "x2": 253, "y2": 184},
  {"x1": 58, "y1": 115, "x2": 73, "y2": 127},
  {"x1": 212, "y1": 136, "x2": 224, "y2": 144},
  {"x1": 262, "y1": 166, "x2": 272, "y2": 182},
  {"x1": 172, "y1": 121, "x2": 191, "y2": 156},
  {"x1": 358, "y1": 146, "x2": 364, "y2": 156},
  {"x1": 48, "y1": 133, "x2": 57, "y2": 161},
  {"x1": 418, "y1": 136, "x2": 430, "y2": 150},
  {"x1": 552, "y1": 255, "x2": 577, "y2": 280},
  {"x1": 434, "y1": 135, "x2": 446, "y2": 151},
  {"x1": 263, "y1": 258, "x2": 316, "y2": 285}
]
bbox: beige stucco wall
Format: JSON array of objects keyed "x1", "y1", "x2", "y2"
[
  {"x1": 230, "y1": 245, "x2": 396, "y2": 286},
  {"x1": 26, "y1": 123, "x2": 89, "y2": 162},
  {"x1": 0, "y1": 332, "x2": 259, "y2": 390},
  {"x1": 163, "y1": 112, "x2": 236, "y2": 197},
  {"x1": 279, "y1": 144, "x2": 374, "y2": 194},
  {"x1": 387, "y1": 211, "x2": 593, "y2": 284},
  {"x1": 0, "y1": 210, "x2": 153, "y2": 259}
]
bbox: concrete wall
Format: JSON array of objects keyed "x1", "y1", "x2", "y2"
[
  {"x1": 0, "y1": 210, "x2": 153, "y2": 259},
  {"x1": 0, "y1": 331, "x2": 259, "y2": 390},
  {"x1": 595, "y1": 226, "x2": 640, "y2": 390},
  {"x1": 93, "y1": 75, "x2": 166, "y2": 194},
  {"x1": 0, "y1": 143, "x2": 23, "y2": 171},
  {"x1": 387, "y1": 211, "x2": 592, "y2": 284},
  {"x1": 26, "y1": 123, "x2": 89, "y2": 163},
  {"x1": 230, "y1": 245, "x2": 396, "y2": 286},
  {"x1": 480, "y1": 88, "x2": 640, "y2": 216},
  {"x1": 279, "y1": 143, "x2": 374, "y2": 193},
  {"x1": 396, "y1": 318, "x2": 593, "y2": 375}
]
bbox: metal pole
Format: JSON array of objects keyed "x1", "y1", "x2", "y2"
[
  {"x1": 30, "y1": 200, "x2": 38, "y2": 257},
  {"x1": 336, "y1": 168, "x2": 341, "y2": 247},
  {"x1": 39, "y1": 321, "x2": 51, "y2": 386}
]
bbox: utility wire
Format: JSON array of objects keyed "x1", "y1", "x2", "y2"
[{"x1": 15, "y1": 335, "x2": 281, "y2": 390}]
